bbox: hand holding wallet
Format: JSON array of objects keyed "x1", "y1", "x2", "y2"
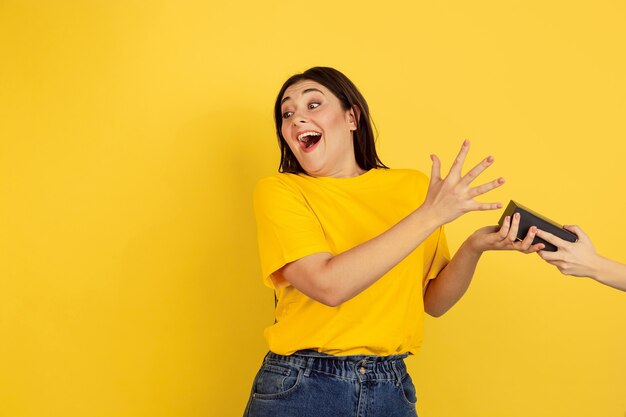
[{"x1": 498, "y1": 201, "x2": 578, "y2": 252}]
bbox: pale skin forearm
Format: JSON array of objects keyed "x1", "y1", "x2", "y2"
[
  {"x1": 569, "y1": 253, "x2": 626, "y2": 292},
  {"x1": 589, "y1": 256, "x2": 626, "y2": 291}
]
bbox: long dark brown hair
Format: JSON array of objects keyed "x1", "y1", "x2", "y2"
[{"x1": 273, "y1": 67, "x2": 388, "y2": 174}]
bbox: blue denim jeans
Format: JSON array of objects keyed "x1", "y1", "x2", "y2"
[{"x1": 243, "y1": 350, "x2": 418, "y2": 417}]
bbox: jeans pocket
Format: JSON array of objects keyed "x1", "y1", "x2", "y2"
[
  {"x1": 254, "y1": 362, "x2": 303, "y2": 400},
  {"x1": 399, "y1": 372, "x2": 418, "y2": 406}
]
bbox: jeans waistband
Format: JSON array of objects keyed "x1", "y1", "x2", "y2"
[{"x1": 264, "y1": 350, "x2": 410, "y2": 381}]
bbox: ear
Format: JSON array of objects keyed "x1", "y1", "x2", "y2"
[{"x1": 347, "y1": 105, "x2": 361, "y2": 131}]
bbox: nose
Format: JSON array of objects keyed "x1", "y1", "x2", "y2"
[{"x1": 291, "y1": 109, "x2": 307, "y2": 125}]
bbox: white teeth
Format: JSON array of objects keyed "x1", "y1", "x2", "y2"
[{"x1": 297, "y1": 131, "x2": 321, "y2": 141}]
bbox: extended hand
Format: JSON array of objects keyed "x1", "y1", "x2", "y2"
[
  {"x1": 423, "y1": 140, "x2": 505, "y2": 225},
  {"x1": 469, "y1": 212, "x2": 545, "y2": 254},
  {"x1": 536, "y1": 225, "x2": 599, "y2": 277}
]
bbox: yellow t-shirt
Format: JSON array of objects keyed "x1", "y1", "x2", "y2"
[{"x1": 253, "y1": 168, "x2": 449, "y2": 356}]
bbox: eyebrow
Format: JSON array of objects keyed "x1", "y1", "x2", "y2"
[{"x1": 281, "y1": 88, "x2": 325, "y2": 105}]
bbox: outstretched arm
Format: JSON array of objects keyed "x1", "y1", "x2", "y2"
[
  {"x1": 536, "y1": 226, "x2": 626, "y2": 292},
  {"x1": 424, "y1": 212, "x2": 544, "y2": 316}
]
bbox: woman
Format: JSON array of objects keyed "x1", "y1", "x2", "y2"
[
  {"x1": 244, "y1": 67, "x2": 541, "y2": 417},
  {"x1": 537, "y1": 226, "x2": 626, "y2": 291}
]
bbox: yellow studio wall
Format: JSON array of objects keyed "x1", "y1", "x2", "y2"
[{"x1": 1, "y1": 1, "x2": 624, "y2": 416}]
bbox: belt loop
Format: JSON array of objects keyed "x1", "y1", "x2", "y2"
[
  {"x1": 391, "y1": 361, "x2": 403, "y2": 385},
  {"x1": 303, "y1": 357, "x2": 315, "y2": 377}
]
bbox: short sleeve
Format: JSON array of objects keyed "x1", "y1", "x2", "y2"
[
  {"x1": 422, "y1": 225, "x2": 450, "y2": 287},
  {"x1": 253, "y1": 176, "x2": 332, "y2": 289}
]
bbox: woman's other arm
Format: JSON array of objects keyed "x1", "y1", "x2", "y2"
[{"x1": 423, "y1": 212, "x2": 544, "y2": 316}]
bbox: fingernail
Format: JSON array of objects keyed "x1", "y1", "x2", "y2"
[
  {"x1": 486, "y1": 156, "x2": 494, "y2": 163},
  {"x1": 430, "y1": 154, "x2": 434, "y2": 161},
  {"x1": 463, "y1": 139, "x2": 469, "y2": 146},
  {"x1": 498, "y1": 177, "x2": 505, "y2": 184},
  {"x1": 515, "y1": 213, "x2": 520, "y2": 219}
]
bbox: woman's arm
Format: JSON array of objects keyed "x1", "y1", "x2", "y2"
[
  {"x1": 277, "y1": 205, "x2": 441, "y2": 306},
  {"x1": 424, "y1": 212, "x2": 544, "y2": 316},
  {"x1": 536, "y1": 226, "x2": 626, "y2": 292},
  {"x1": 589, "y1": 257, "x2": 626, "y2": 292},
  {"x1": 277, "y1": 141, "x2": 504, "y2": 307}
]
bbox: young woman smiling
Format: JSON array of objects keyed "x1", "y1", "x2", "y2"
[{"x1": 244, "y1": 67, "x2": 541, "y2": 417}]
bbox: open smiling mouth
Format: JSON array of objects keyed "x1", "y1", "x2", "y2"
[{"x1": 298, "y1": 131, "x2": 322, "y2": 150}]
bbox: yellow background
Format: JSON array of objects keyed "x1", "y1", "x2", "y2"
[{"x1": 1, "y1": 1, "x2": 625, "y2": 416}]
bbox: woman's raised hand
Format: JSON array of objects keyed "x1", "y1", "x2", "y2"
[{"x1": 423, "y1": 140, "x2": 505, "y2": 225}]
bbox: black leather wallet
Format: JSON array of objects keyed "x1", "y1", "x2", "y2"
[{"x1": 498, "y1": 200, "x2": 578, "y2": 251}]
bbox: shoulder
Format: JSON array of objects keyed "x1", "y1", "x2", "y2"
[
  {"x1": 254, "y1": 173, "x2": 299, "y2": 196},
  {"x1": 253, "y1": 173, "x2": 309, "y2": 209}
]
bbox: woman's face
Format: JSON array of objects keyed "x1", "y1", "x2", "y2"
[{"x1": 280, "y1": 80, "x2": 362, "y2": 178}]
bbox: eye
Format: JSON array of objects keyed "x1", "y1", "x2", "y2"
[
  {"x1": 282, "y1": 111, "x2": 293, "y2": 119},
  {"x1": 308, "y1": 102, "x2": 320, "y2": 110}
]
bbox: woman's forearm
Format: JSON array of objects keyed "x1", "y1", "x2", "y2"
[
  {"x1": 280, "y1": 205, "x2": 442, "y2": 306},
  {"x1": 589, "y1": 256, "x2": 626, "y2": 292},
  {"x1": 423, "y1": 238, "x2": 483, "y2": 317},
  {"x1": 422, "y1": 214, "x2": 546, "y2": 317}
]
